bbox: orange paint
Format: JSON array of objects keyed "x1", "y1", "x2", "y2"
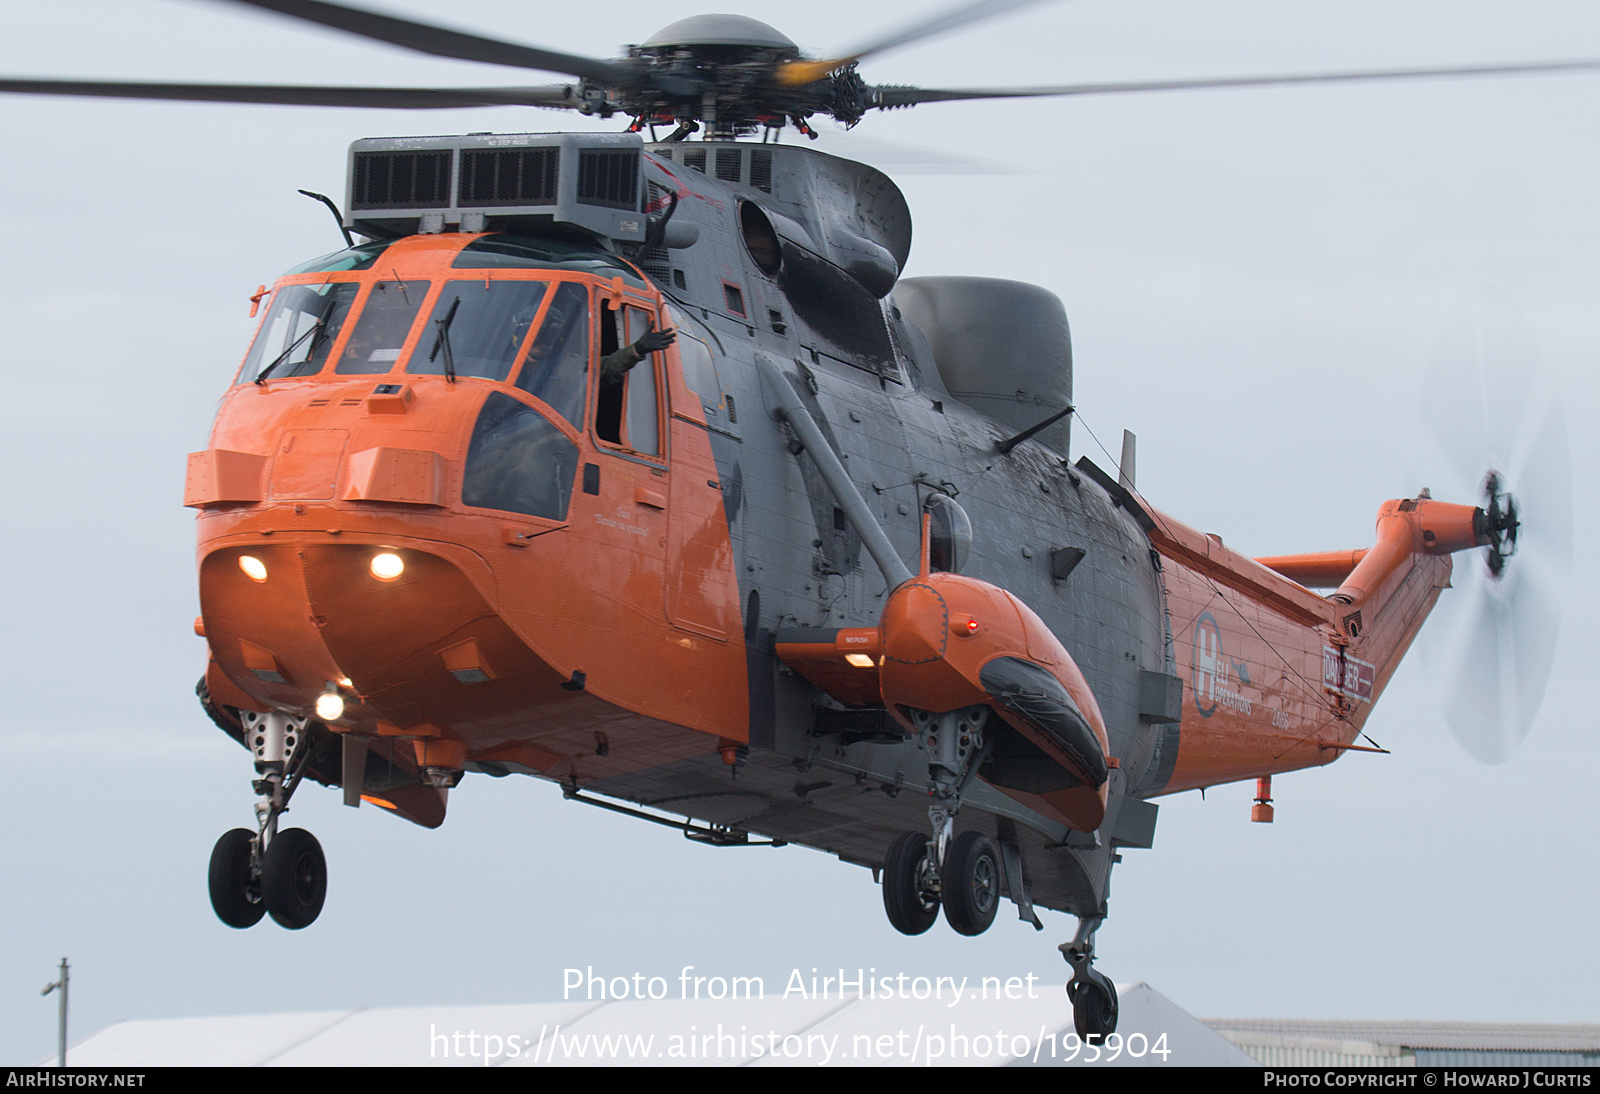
[
  {"x1": 1148, "y1": 496, "x2": 1471, "y2": 795},
  {"x1": 193, "y1": 234, "x2": 748, "y2": 789}
]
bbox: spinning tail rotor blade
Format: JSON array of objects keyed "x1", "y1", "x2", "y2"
[
  {"x1": 1418, "y1": 291, "x2": 1572, "y2": 763},
  {"x1": 213, "y1": 0, "x2": 630, "y2": 82}
]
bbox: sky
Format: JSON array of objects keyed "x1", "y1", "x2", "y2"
[{"x1": 2, "y1": 0, "x2": 1598, "y2": 1064}]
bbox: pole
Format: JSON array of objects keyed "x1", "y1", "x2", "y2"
[{"x1": 41, "y1": 957, "x2": 68, "y2": 1066}]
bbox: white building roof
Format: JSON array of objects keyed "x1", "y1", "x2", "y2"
[{"x1": 51, "y1": 982, "x2": 1256, "y2": 1067}]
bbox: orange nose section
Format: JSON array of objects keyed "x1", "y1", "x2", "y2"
[{"x1": 199, "y1": 542, "x2": 571, "y2": 746}]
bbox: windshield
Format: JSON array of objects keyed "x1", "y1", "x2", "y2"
[
  {"x1": 455, "y1": 234, "x2": 646, "y2": 288},
  {"x1": 514, "y1": 280, "x2": 589, "y2": 429},
  {"x1": 334, "y1": 278, "x2": 431, "y2": 375},
  {"x1": 409, "y1": 279, "x2": 548, "y2": 382},
  {"x1": 282, "y1": 239, "x2": 393, "y2": 275},
  {"x1": 237, "y1": 282, "x2": 359, "y2": 384}
]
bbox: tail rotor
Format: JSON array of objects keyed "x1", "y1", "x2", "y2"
[{"x1": 1417, "y1": 290, "x2": 1571, "y2": 764}]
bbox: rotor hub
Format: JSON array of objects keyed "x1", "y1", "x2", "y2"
[{"x1": 1475, "y1": 471, "x2": 1521, "y2": 577}]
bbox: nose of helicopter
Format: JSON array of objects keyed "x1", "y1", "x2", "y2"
[{"x1": 198, "y1": 540, "x2": 574, "y2": 741}]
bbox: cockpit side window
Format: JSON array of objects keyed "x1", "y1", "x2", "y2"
[
  {"x1": 595, "y1": 302, "x2": 662, "y2": 457},
  {"x1": 334, "y1": 279, "x2": 432, "y2": 375},
  {"x1": 408, "y1": 278, "x2": 548, "y2": 382},
  {"x1": 622, "y1": 306, "x2": 660, "y2": 457},
  {"x1": 514, "y1": 281, "x2": 590, "y2": 430},
  {"x1": 237, "y1": 282, "x2": 359, "y2": 384}
]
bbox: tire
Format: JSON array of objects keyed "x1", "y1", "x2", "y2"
[
  {"x1": 941, "y1": 831, "x2": 1001, "y2": 936},
  {"x1": 882, "y1": 831, "x2": 940, "y2": 935},
  {"x1": 208, "y1": 828, "x2": 265, "y2": 929},
  {"x1": 262, "y1": 828, "x2": 327, "y2": 929},
  {"x1": 1071, "y1": 977, "x2": 1119, "y2": 1040}
]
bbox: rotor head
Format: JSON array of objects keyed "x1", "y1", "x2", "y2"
[{"x1": 1475, "y1": 470, "x2": 1521, "y2": 578}]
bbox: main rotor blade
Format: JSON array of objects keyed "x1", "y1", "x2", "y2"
[
  {"x1": 780, "y1": 0, "x2": 1062, "y2": 86},
  {"x1": 0, "y1": 77, "x2": 583, "y2": 110},
  {"x1": 869, "y1": 56, "x2": 1600, "y2": 107},
  {"x1": 214, "y1": 0, "x2": 629, "y2": 82}
]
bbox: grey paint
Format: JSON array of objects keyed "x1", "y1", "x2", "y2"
[{"x1": 407, "y1": 134, "x2": 1176, "y2": 919}]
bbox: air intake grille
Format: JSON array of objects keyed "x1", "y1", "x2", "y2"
[
  {"x1": 576, "y1": 149, "x2": 639, "y2": 210},
  {"x1": 351, "y1": 150, "x2": 451, "y2": 209},
  {"x1": 714, "y1": 149, "x2": 742, "y2": 183},
  {"x1": 749, "y1": 149, "x2": 772, "y2": 193},
  {"x1": 459, "y1": 147, "x2": 559, "y2": 206},
  {"x1": 683, "y1": 149, "x2": 706, "y2": 173}
]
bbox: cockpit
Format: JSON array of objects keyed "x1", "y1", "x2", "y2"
[
  {"x1": 222, "y1": 233, "x2": 690, "y2": 526},
  {"x1": 240, "y1": 235, "x2": 649, "y2": 386}
]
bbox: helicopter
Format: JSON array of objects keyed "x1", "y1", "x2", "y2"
[{"x1": 0, "y1": 0, "x2": 1585, "y2": 1044}]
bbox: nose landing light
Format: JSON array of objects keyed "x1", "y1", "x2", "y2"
[
  {"x1": 239, "y1": 555, "x2": 268, "y2": 582},
  {"x1": 370, "y1": 552, "x2": 404, "y2": 581},
  {"x1": 315, "y1": 683, "x2": 345, "y2": 722}
]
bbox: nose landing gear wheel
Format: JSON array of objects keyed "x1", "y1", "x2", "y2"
[
  {"x1": 208, "y1": 828, "x2": 265, "y2": 929},
  {"x1": 262, "y1": 828, "x2": 327, "y2": 930},
  {"x1": 942, "y1": 831, "x2": 1000, "y2": 936},
  {"x1": 882, "y1": 830, "x2": 940, "y2": 935},
  {"x1": 1069, "y1": 977, "x2": 1119, "y2": 1040}
]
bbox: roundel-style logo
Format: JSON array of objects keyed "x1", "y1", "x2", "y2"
[{"x1": 1191, "y1": 612, "x2": 1224, "y2": 718}]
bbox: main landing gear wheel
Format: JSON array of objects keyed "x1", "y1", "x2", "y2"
[
  {"x1": 941, "y1": 831, "x2": 1000, "y2": 936},
  {"x1": 882, "y1": 830, "x2": 940, "y2": 935},
  {"x1": 1070, "y1": 977, "x2": 1119, "y2": 1040},
  {"x1": 262, "y1": 828, "x2": 327, "y2": 930},
  {"x1": 208, "y1": 828, "x2": 265, "y2": 929}
]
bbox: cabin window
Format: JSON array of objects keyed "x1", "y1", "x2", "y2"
[
  {"x1": 677, "y1": 333, "x2": 722, "y2": 406},
  {"x1": 514, "y1": 281, "x2": 590, "y2": 430},
  {"x1": 408, "y1": 279, "x2": 548, "y2": 382},
  {"x1": 238, "y1": 281, "x2": 359, "y2": 383},
  {"x1": 594, "y1": 301, "x2": 662, "y2": 457},
  {"x1": 462, "y1": 391, "x2": 579, "y2": 521},
  {"x1": 334, "y1": 279, "x2": 431, "y2": 374}
]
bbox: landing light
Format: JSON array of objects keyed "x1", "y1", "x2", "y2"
[
  {"x1": 844, "y1": 653, "x2": 876, "y2": 668},
  {"x1": 370, "y1": 552, "x2": 404, "y2": 581},
  {"x1": 238, "y1": 555, "x2": 267, "y2": 582},
  {"x1": 315, "y1": 683, "x2": 345, "y2": 722}
]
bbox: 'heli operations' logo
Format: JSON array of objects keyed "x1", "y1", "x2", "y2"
[{"x1": 1191, "y1": 612, "x2": 1252, "y2": 718}]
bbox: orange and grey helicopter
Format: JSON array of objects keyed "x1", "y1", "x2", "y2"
[{"x1": 2, "y1": 0, "x2": 1580, "y2": 1039}]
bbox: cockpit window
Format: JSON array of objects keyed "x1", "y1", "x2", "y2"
[
  {"x1": 334, "y1": 279, "x2": 431, "y2": 374},
  {"x1": 462, "y1": 391, "x2": 579, "y2": 522},
  {"x1": 408, "y1": 279, "x2": 548, "y2": 382},
  {"x1": 454, "y1": 234, "x2": 646, "y2": 288},
  {"x1": 281, "y1": 239, "x2": 393, "y2": 275},
  {"x1": 238, "y1": 282, "x2": 359, "y2": 384},
  {"x1": 514, "y1": 281, "x2": 589, "y2": 430}
]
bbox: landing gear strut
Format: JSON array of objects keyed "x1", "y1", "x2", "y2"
[
  {"x1": 1061, "y1": 915, "x2": 1118, "y2": 1038},
  {"x1": 207, "y1": 711, "x2": 328, "y2": 930}
]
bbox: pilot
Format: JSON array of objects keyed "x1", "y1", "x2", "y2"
[{"x1": 599, "y1": 324, "x2": 676, "y2": 385}]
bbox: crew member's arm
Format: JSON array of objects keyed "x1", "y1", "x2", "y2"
[{"x1": 599, "y1": 326, "x2": 676, "y2": 385}]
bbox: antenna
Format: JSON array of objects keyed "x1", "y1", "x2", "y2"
[
  {"x1": 1118, "y1": 430, "x2": 1137, "y2": 491},
  {"x1": 40, "y1": 957, "x2": 68, "y2": 1067}
]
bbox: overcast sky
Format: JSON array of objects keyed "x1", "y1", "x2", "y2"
[{"x1": 2, "y1": 0, "x2": 1598, "y2": 1064}]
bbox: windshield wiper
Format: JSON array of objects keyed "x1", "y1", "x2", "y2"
[
  {"x1": 255, "y1": 299, "x2": 334, "y2": 385},
  {"x1": 429, "y1": 297, "x2": 461, "y2": 384}
]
